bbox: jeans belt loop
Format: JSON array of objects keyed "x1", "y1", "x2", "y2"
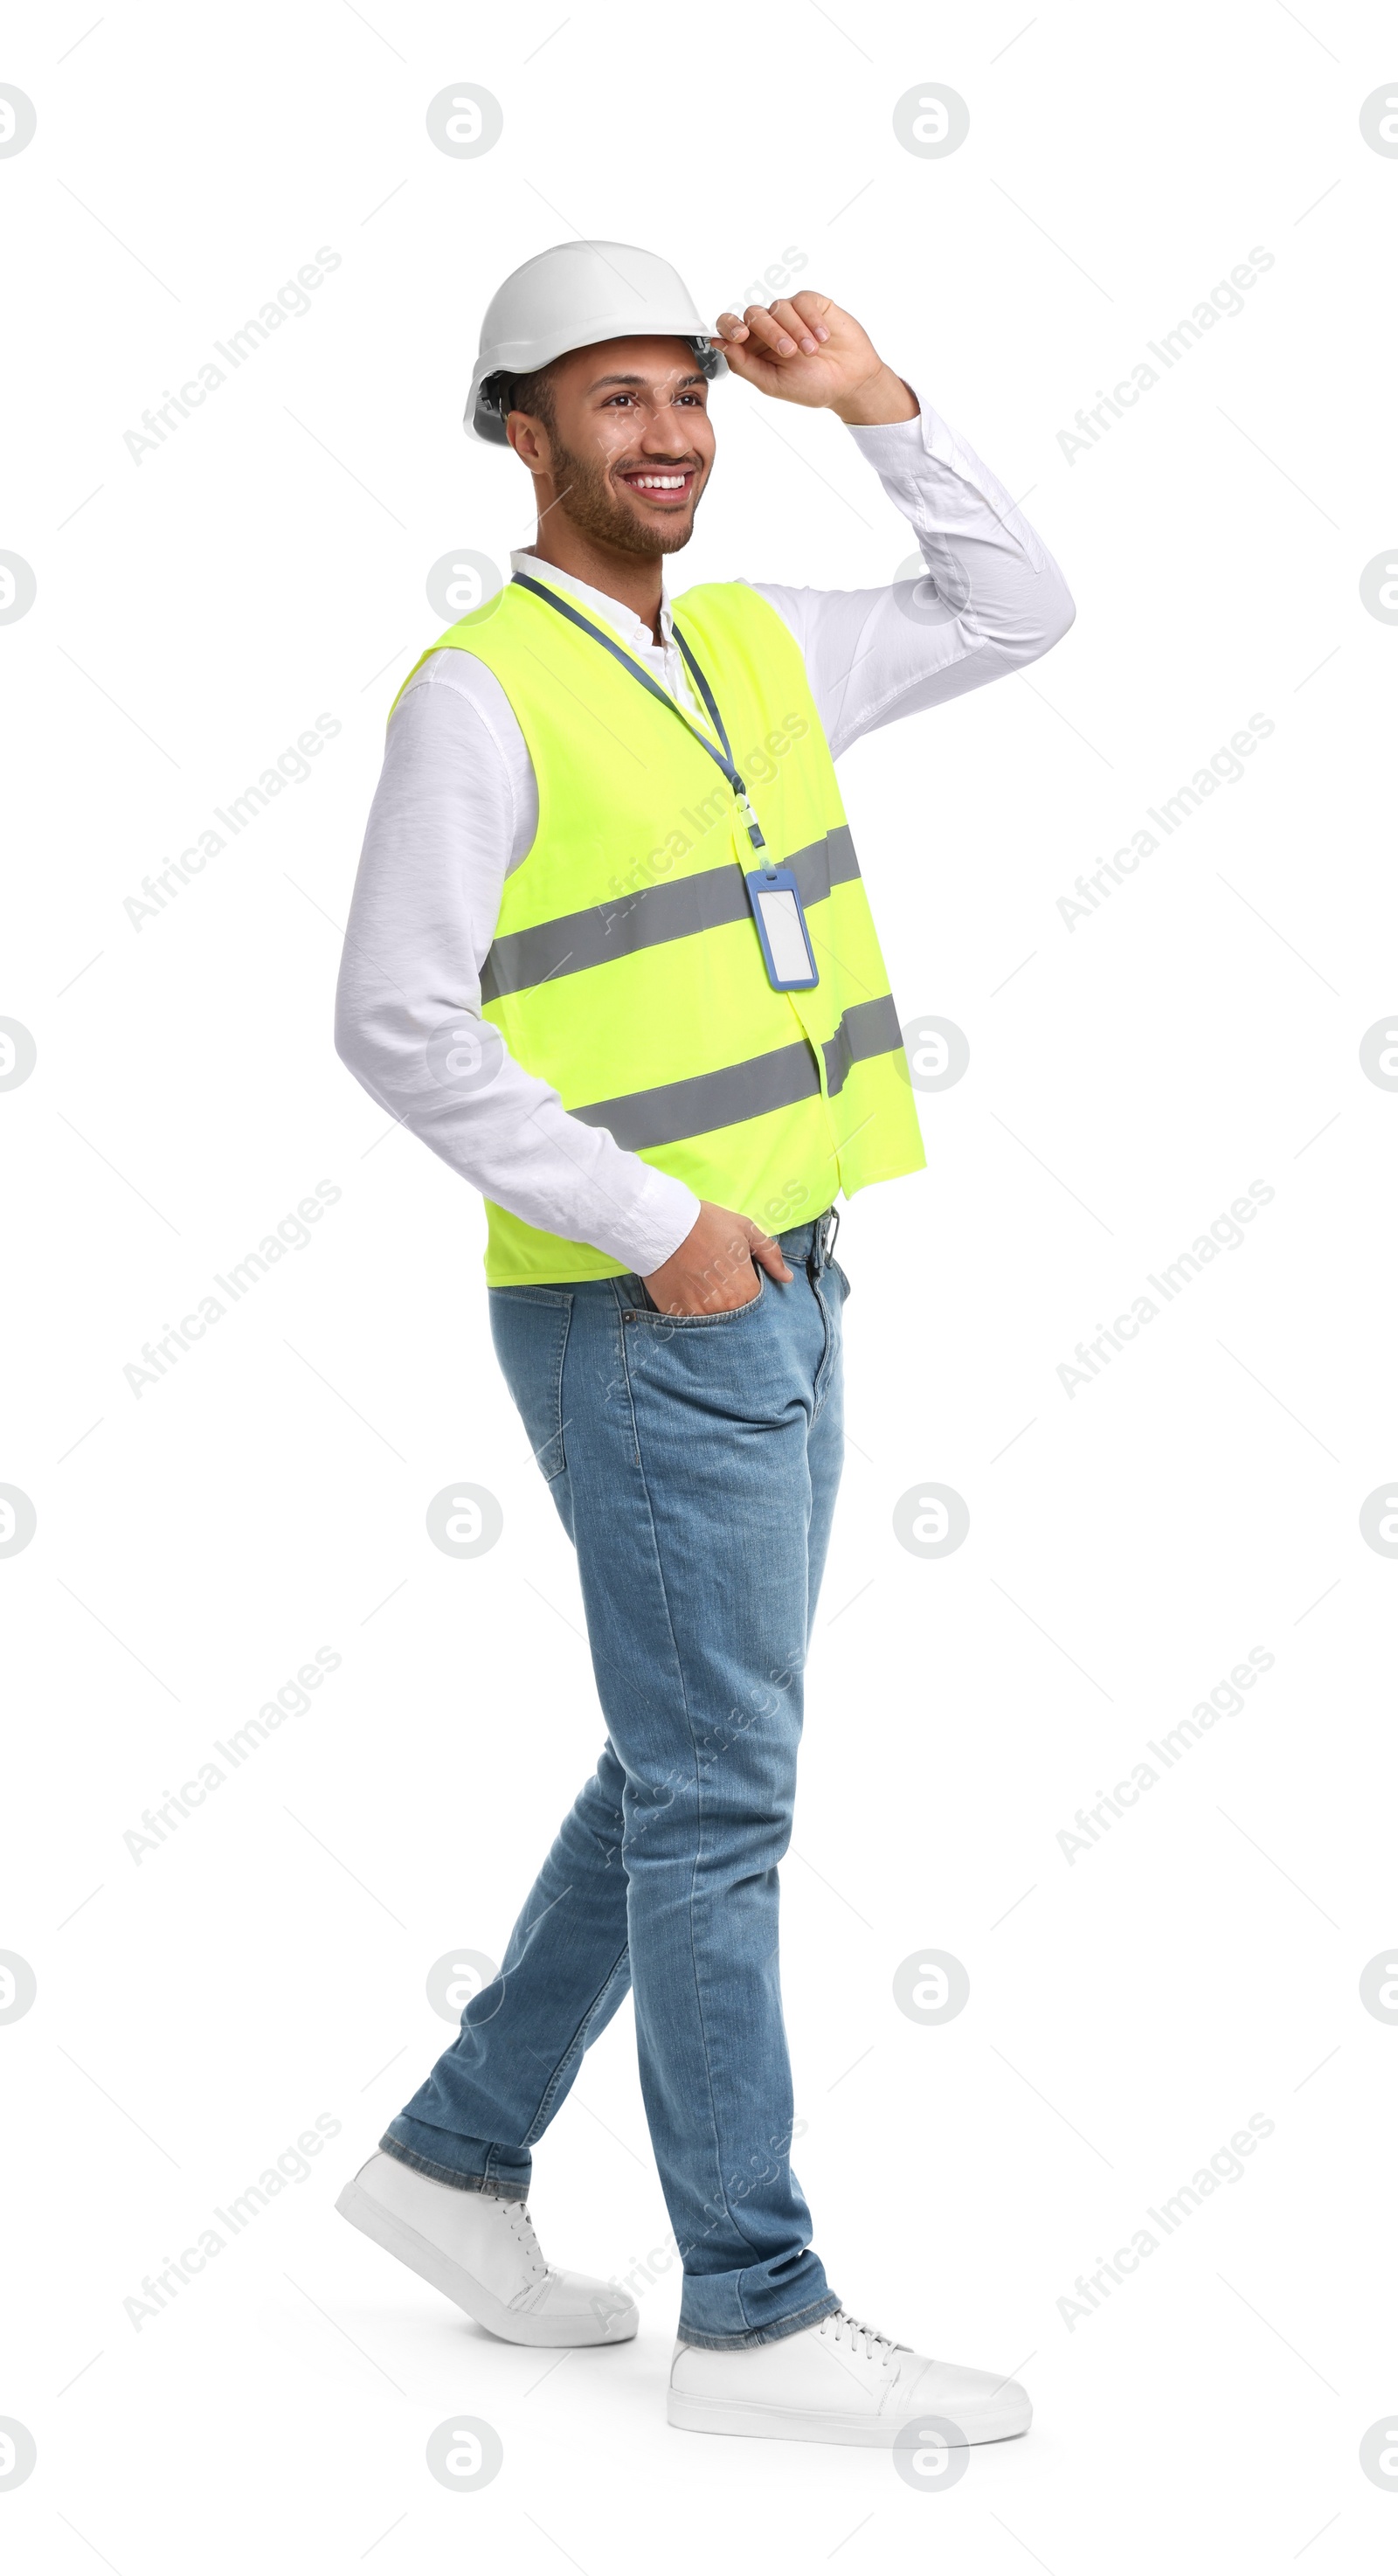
[{"x1": 809, "y1": 1204, "x2": 839, "y2": 1278}]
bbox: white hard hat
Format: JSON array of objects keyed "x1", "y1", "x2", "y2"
[{"x1": 465, "y1": 239, "x2": 727, "y2": 444}]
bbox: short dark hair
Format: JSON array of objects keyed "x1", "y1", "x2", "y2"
[{"x1": 505, "y1": 365, "x2": 557, "y2": 434}]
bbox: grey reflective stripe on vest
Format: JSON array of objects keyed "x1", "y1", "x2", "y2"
[
  {"x1": 571, "y1": 992, "x2": 903, "y2": 1149},
  {"x1": 481, "y1": 826, "x2": 861, "y2": 1003},
  {"x1": 822, "y1": 992, "x2": 903, "y2": 1096}
]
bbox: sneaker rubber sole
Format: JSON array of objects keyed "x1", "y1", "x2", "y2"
[{"x1": 666, "y1": 2386, "x2": 1031, "y2": 2445}]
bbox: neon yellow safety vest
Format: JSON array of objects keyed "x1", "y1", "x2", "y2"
[{"x1": 392, "y1": 576, "x2": 927, "y2": 1284}]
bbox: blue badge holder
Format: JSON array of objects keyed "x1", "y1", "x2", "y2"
[{"x1": 744, "y1": 863, "x2": 820, "y2": 992}]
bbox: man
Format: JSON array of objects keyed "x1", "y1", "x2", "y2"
[{"x1": 333, "y1": 240, "x2": 1074, "y2": 2447}]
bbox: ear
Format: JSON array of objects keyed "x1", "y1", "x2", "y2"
[{"x1": 507, "y1": 415, "x2": 550, "y2": 473}]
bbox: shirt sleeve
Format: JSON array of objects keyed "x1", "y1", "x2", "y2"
[
  {"x1": 748, "y1": 396, "x2": 1076, "y2": 758},
  {"x1": 333, "y1": 654, "x2": 702, "y2": 1273}
]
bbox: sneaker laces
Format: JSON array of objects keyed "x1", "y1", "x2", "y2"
[
  {"x1": 823, "y1": 2308, "x2": 902, "y2": 2364},
  {"x1": 498, "y1": 2198, "x2": 548, "y2": 2282}
]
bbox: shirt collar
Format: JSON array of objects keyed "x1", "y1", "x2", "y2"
[{"x1": 509, "y1": 550, "x2": 675, "y2": 652}]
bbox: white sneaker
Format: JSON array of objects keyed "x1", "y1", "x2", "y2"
[
  {"x1": 336, "y1": 2152, "x2": 638, "y2": 2348},
  {"x1": 668, "y1": 2306, "x2": 1031, "y2": 2447}
]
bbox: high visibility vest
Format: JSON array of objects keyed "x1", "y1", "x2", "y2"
[{"x1": 394, "y1": 577, "x2": 926, "y2": 1283}]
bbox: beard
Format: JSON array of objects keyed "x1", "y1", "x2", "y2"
[{"x1": 549, "y1": 437, "x2": 703, "y2": 557}]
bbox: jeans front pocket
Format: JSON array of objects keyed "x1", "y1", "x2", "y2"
[
  {"x1": 488, "y1": 1286, "x2": 573, "y2": 1480},
  {"x1": 633, "y1": 1270, "x2": 767, "y2": 1331}
]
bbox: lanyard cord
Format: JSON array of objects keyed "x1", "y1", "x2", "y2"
[{"x1": 510, "y1": 571, "x2": 766, "y2": 851}]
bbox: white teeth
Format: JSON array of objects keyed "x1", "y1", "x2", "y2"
[{"x1": 630, "y1": 474, "x2": 686, "y2": 489}]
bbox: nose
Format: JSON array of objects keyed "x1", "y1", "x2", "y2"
[{"x1": 637, "y1": 400, "x2": 703, "y2": 452}]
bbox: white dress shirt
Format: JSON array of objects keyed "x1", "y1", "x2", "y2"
[{"x1": 335, "y1": 400, "x2": 1075, "y2": 1275}]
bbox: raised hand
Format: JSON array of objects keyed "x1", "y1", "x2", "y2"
[{"x1": 712, "y1": 293, "x2": 918, "y2": 426}]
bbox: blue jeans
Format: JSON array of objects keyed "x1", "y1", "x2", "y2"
[{"x1": 382, "y1": 1212, "x2": 849, "y2": 2350}]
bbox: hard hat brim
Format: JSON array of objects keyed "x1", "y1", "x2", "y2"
[{"x1": 465, "y1": 329, "x2": 727, "y2": 443}]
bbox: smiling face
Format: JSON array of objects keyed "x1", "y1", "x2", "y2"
[{"x1": 506, "y1": 336, "x2": 716, "y2": 558}]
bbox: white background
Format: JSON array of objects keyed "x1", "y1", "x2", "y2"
[{"x1": 3, "y1": 1, "x2": 1397, "y2": 2566}]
